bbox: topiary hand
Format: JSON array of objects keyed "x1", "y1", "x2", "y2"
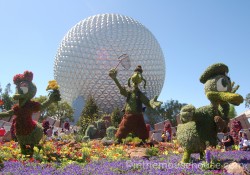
[
  {"x1": 149, "y1": 96, "x2": 162, "y2": 109},
  {"x1": 109, "y1": 68, "x2": 118, "y2": 80},
  {"x1": 48, "y1": 89, "x2": 61, "y2": 102},
  {"x1": 180, "y1": 104, "x2": 196, "y2": 123},
  {"x1": 231, "y1": 81, "x2": 239, "y2": 93}
]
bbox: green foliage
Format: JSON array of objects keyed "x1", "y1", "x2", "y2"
[
  {"x1": 85, "y1": 124, "x2": 97, "y2": 139},
  {"x1": 96, "y1": 119, "x2": 106, "y2": 130},
  {"x1": 180, "y1": 104, "x2": 196, "y2": 123},
  {"x1": 145, "y1": 147, "x2": 159, "y2": 157},
  {"x1": 122, "y1": 133, "x2": 142, "y2": 145},
  {"x1": 111, "y1": 107, "x2": 122, "y2": 127},
  {"x1": 82, "y1": 136, "x2": 90, "y2": 142},
  {"x1": 177, "y1": 121, "x2": 204, "y2": 153},
  {"x1": 199, "y1": 63, "x2": 228, "y2": 84},
  {"x1": 245, "y1": 93, "x2": 250, "y2": 109},
  {"x1": 122, "y1": 136, "x2": 133, "y2": 144},
  {"x1": 228, "y1": 104, "x2": 237, "y2": 119},
  {"x1": 74, "y1": 134, "x2": 84, "y2": 143},
  {"x1": 47, "y1": 101, "x2": 74, "y2": 123},
  {"x1": 79, "y1": 95, "x2": 100, "y2": 133},
  {"x1": 144, "y1": 107, "x2": 162, "y2": 127},
  {"x1": 106, "y1": 126, "x2": 117, "y2": 139},
  {"x1": 159, "y1": 99, "x2": 186, "y2": 126},
  {"x1": 201, "y1": 157, "x2": 222, "y2": 170},
  {"x1": 34, "y1": 96, "x2": 74, "y2": 123},
  {"x1": 0, "y1": 83, "x2": 14, "y2": 110}
]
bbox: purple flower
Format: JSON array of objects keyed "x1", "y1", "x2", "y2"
[{"x1": 205, "y1": 149, "x2": 211, "y2": 163}]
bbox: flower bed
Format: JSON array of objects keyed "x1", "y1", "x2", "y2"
[{"x1": 0, "y1": 139, "x2": 250, "y2": 174}]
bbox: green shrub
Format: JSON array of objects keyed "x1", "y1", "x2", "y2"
[
  {"x1": 111, "y1": 107, "x2": 122, "y2": 127},
  {"x1": 145, "y1": 147, "x2": 159, "y2": 157}
]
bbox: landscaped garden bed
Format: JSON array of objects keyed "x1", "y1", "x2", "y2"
[{"x1": 0, "y1": 139, "x2": 249, "y2": 174}]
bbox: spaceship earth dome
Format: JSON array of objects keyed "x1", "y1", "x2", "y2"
[{"x1": 54, "y1": 13, "x2": 165, "y2": 120}]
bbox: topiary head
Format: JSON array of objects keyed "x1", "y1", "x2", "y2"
[
  {"x1": 128, "y1": 65, "x2": 146, "y2": 89},
  {"x1": 200, "y1": 63, "x2": 243, "y2": 106},
  {"x1": 13, "y1": 71, "x2": 37, "y2": 107}
]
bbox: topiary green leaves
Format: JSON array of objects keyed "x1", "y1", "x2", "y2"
[{"x1": 200, "y1": 63, "x2": 228, "y2": 84}]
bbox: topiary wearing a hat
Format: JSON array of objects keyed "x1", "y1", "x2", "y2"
[
  {"x1": 177, "y1": 63, "x2": 243, "y2": 163},
  {"x1": 109, "y1": 65, "x2": 162, "y2": 142},
  {"x1": 0, "y1": 71, "x2": 61, "y2": 156}
]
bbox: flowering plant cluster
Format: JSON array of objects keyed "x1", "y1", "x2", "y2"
[
  {"x1": 46, "y1": 80, "x2": 60, "y2": 91},
  {"x1": 0, "y1": 138, "x2": 250, "y2": 174},
  {"x1": 13, "y1": 71, "x2": 33, "y2": 85}
]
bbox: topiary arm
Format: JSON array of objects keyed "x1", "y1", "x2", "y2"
[
  {"x1": 0, "y1": 110, "x2": 14, "y2": 119},
  {"x1": 41, "y1": 90, "x2": 61, "y2": 111},
  {"x1": 108, "y1": 68, "x2": 128, "y2": 97},
  {"x1": 140, "y1": 93, "x2": 162, "y2": 109}
]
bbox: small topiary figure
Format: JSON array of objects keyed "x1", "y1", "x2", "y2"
[
  {"x1": 85, "y1": 124, "x2": 97, "y2": 139},
  {"x1": 177, "y1": 63, "x2": 243, "y2": 163},
  {"x1": 0, "y1": 71, "x2": 61, "y2": 156},
  {"x1": 106, "y1": 126, "x2": 117, "y2": 139},
  {"x1": 109, "y1": 65, "x2": 162, "y2": 142}
]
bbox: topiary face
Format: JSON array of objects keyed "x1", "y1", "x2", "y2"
[
  {"x1": 131, "y1": 72, "x2": 143, "y2": 87},
  {"x1": 201, "y1": 63, "x2": 243, "y2": 106},
  {"x1": 12, "y1": 71, "x2": 37, "y2": 107},
  {"x1": 204, "y1": 75, "x2": 232, "y2": 93},
  {"x1": 128, "y1": 65, "x2": 147, "y2": 89},
  {"x1": 13, "y1": 81, "x2": 37, "y2": 106}
]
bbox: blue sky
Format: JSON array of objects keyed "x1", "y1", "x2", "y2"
[{"x1": 0, "y1": 1, "x2": 249, "y2": 115}]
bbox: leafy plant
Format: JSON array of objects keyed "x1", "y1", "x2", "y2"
[{"x1": 145, "y1": 146, "x2": 159, "y2": 157}]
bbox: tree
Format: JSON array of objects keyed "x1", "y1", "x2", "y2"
[
  {"x1": 144, "y1": 107, "x2": 162, "y2": 128},
  {"x1": 46, "y1": 101, "x2": 74, "y2": 123},
  {"x1": 110, "y1": 107, "x2": 122, "y2": 128},
  {"x1": 33, "y1": 95, "x2": 74, "y2": 123},
  {"x1": 245, "y1": 93, "x2": 250, "y2": 109},
  {"x1": 0, "y1": 83, "x2": 14, "y2": 110},
  {"x1": 78, "y1": 95, "x2": 100, "y2": 133},
  {"x1": 228, "y1": 104, "x2": 237, "y2": 119},
  {"x1": 159, "y1": 99, "x2": 187, "y2": 126}
]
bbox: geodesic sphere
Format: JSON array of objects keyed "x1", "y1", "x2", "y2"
[{"x1": 54, "y1": 13, "x2": 165, "y2": 114}]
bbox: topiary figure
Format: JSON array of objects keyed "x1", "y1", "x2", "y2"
[
  {"x1": 96, "y1": 119, "x2": 106, "y2": 131},
  {"x1": 106, "y1": 126, "x2": 117, "y2": 139},
  {"x1": 177, "y1": 63, "x2": 243, "y2": 163},
  {"x1": 84, "y1": 124, "x2": 97, "y2": 139},
  {"x1": 0, "y1": 71, "x2": 61, "y2": 156},
  {"x1": 109, "y1": 65, "x2": 162, "y2": 142}
]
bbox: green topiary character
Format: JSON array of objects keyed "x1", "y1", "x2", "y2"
[
  {"x1": 96, "y1": 119, "x2": 106, "y2": 131},
  {"x1": 84, "y1": 124, "x2": 97, "y2": 139},
  {"x1": 106, "y1": 126, "x2": 117, "y2": 139},
  {"x1": 177, "y1": 63, "x2": 243, "y2": 163},
  {"x1": 109, "y1": 65, "x2": 162, "y2": 142},
  {"x1": 0, "y1": 71, "x2": 61, "y2": 156}
]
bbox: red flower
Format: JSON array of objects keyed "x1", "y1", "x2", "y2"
[
  {"x1": 13, "y1": 71, "x2": 33, "y2": 85},
  {"x1": 0, "y1": 99, "x2": 3, "y2": 106}
]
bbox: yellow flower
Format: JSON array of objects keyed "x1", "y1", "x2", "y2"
[
  {"x1": 46, "y1": 80, "x2": 60, "y2": 90},
  {"x1": 164, "y1": 151, "x2": 169, "y2": 155},
  {"x1": 51, "y1": 157, "x2": 56, "y2": 161}
]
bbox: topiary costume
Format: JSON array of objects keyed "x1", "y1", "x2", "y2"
[
  {"x1": 0, "y1": 71, "x2": 61, "y2": 156},
  {"x1": 177, "y1": 63, "x2": 243, "y2": 163},
  {"x1": 109, "y1": 65, "x2": 162, "y2": 142}
]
